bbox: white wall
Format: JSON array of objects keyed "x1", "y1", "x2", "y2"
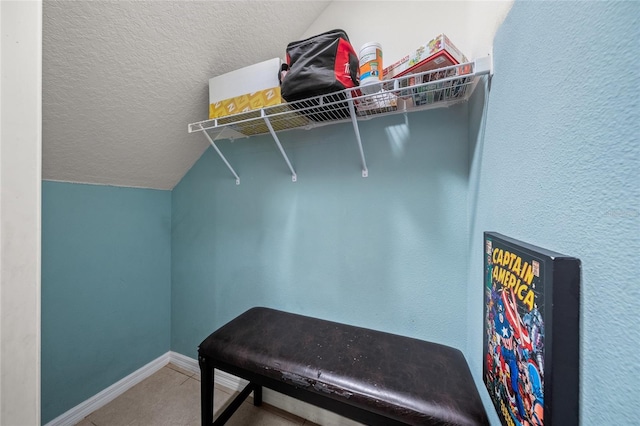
[
  {"x1": 0, "y1": 1, "x2": 42, "y2": 425},
  {"x1": 303, "y1": 0, "x2": 513, "y2": 67}
]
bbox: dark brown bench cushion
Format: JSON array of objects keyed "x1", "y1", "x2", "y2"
[{"x1": 199, "y1": 307, "x2": 488, "y2": 425}]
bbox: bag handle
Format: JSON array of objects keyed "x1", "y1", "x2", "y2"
[{"x1": 278, "y1": 63, "x2": 289, "y2": 85}]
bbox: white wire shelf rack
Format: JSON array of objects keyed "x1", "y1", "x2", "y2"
[{"x1": 188, "y1": 56, "x2": 492, "y2": 184}]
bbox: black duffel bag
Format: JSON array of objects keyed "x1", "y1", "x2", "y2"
[{"x1": 280, "y1": 29, "x2": 360, "y2": 121}]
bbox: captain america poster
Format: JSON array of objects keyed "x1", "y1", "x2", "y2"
[
  {"x1": 483, "y1": 232, "x2": 580, "y2": 426},
  {"x1": 484, "y1": 234, "x2": 545, "y2": 425}
]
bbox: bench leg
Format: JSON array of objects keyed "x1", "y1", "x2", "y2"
[
  {"x1": 199, "y1": 355, "x2": 214, "y2": 426},
  {"x1": 213, "y1": 382, "x2": 255, "y2": 425},
  {"x1": 253, "y1": 385, "x2": 262, "y2": 406}
]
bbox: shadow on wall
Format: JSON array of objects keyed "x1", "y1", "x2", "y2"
[{"x1": 468, "y1": 77, "x2": 490, "y2": 247}]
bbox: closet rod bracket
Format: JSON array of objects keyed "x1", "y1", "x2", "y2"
[
  {"x1": 263, "y1": 112, "x2": 297, "y2": 182},
  {"x1": 346, "y1": 91, "x2": 369, "y2": 178},
  {"x1": 201, "y1": 125, "x2": 240, "y2": 185}
]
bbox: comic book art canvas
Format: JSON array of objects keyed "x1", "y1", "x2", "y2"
[{"x1": 483, "y1": 232, "x2": 580, "y2": 426}]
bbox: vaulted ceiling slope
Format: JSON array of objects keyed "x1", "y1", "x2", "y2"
[{"x1": 42, "y1": 0, "x2": 331, "y2": 190}]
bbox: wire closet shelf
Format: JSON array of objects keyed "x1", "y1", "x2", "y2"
[{"x1": 188, "y1": 57, "x2": 491, "y2": 184}]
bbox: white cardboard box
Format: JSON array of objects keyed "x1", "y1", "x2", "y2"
[{"x1": 208, "y1": 58, "x2": 282, "y2": 106}]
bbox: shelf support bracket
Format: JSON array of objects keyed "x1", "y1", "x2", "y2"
[
  {"x1": 201, "y1": 127, "x2": 240, "y2": 185},
  {"x1": 263, "y1": 113, "x2": 297, "y2": 182},
  {"x1": 346, "y1": 91, "x2": 368, "y2": 177}
]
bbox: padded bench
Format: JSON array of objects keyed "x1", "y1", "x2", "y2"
[{"x1": 198, "y1": 307, "x2": 488, "y2": 425}]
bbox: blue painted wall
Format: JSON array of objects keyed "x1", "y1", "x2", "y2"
[
  {"x1": 172, "y1": 107, "x2": 472, "y2": 359},
  {"x1": 467, "y1": 1, "x2": 639, "y2": 424},
  {"x1": 41, "y1": 182, "x2": 172, "y2": 424}
]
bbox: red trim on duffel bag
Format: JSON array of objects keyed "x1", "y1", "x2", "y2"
[{"x1": 335, "y1": 38, "x2": 357, "y2": 89}]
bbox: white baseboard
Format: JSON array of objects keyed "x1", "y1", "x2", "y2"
[
  {"x1": 47, "y1": 351, "x2": 360, "y2": 426},
  {"x1": 44, "y1": 352, "x2": 170, "y2": 426},
  {"x1": 167, "y1": 351, "x2": 199, "y2": 374},
  {"x1": 168, "y1": 351, "x2": 248, "y2": 393}
]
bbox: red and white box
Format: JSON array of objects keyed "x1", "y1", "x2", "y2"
[{"x1": 383, "y1": 34, "x2": 468, "y2": 80}]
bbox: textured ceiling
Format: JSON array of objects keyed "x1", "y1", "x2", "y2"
[{"x1": 42, "y1": 0, "x2": 331, "y2": 190}]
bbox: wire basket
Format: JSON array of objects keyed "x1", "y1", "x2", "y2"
[{"x1": 189, "y1": 61, "x2": 477, "y2": 139}]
